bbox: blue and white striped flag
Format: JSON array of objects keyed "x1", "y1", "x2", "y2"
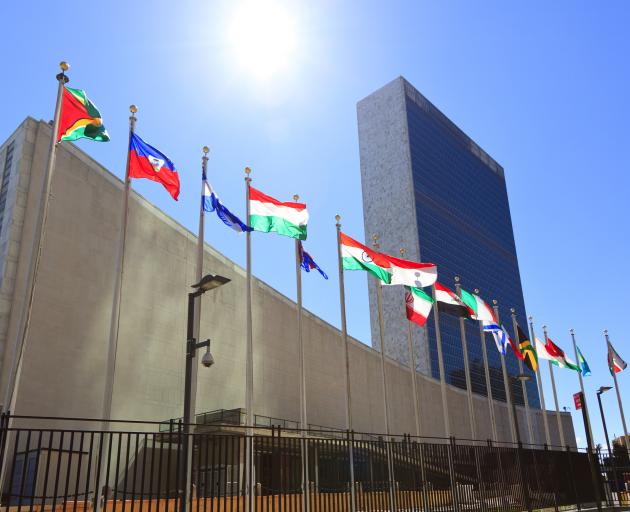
[{"x1": 202, "y1": 180, "x2": 251, "y2": 233}]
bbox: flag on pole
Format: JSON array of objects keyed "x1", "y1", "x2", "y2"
[
  {"x1": 249, "y1": 187, "x2": 308, "y2": 239},
  {"x1": 298, "y1": 241, "x2": 327, "y2": 279},
  {"x1": 608, "y1": 342, "x2": 627, "y2": 375},
  {"x1": 405, "y1": 286, "x2": 434, "y2": 326},
  {"x1": 129, "y1": 133, "x2": 180, "y2": 200},
  {"x1": 340, "y1": 233, "x2": 392, "y2": 283},
  {"x1": 57, "y1": 87, "x2": 109, "y2": 142},
  {"x1": 485, "y1": 323, "x2": 507, "y2": 354},
  {"x1": 516, "y1": 324, "x2": 538, "y2": 372},
  {"x1": 382, "y1": 254, "x2": 437, "y2": 288},
  {"x1": 535, "y1": 336, "x2": 580, "y2": 371},
  {"x1": 435, "y1": 282, "x2": 473, "y2": 318},
  {"x1": 505, "y1": 326, "x2": 525, "y2": 361},
  {"x1": 577, "y1": 346, "x2": 591, "y2": 377},
  {"x1": 460, "y1": 289, "x2": 495, "y2": 323},
  {"x1": 202, "y1": 180, "x2": 251, "y2": 232}
]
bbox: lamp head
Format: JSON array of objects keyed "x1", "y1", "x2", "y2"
[
  {"x1": 192, "y1": 273, "x2": 231, "y2": 293},
  {"x1": 515, "y1": 373, "x2": 530, "y2": 383},
  {"x1": 598, "y1": 386, "x2": 613, "y2": 395},
  {"x1": 201, "y1": 344, "x2": 215, "y2": 368}
]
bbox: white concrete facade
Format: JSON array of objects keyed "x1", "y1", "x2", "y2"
[{"x1": 0, "y1": 118, "x2": 575, "y2": 447}]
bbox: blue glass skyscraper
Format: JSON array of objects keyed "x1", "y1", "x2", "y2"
[{"x1": 357, "y1": 77, "x2": 539, "y2": 409}]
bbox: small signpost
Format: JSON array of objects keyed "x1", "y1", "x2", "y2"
[{"x1": 574, "y1": 392, "x2": 583, "y2": 410}]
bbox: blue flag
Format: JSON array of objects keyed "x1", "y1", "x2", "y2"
[
  {"x1": 577, "y1": 345, "x2": 591, "y2": 377},
  {"x1": 203, "y1": 180, "x2": 251, "y2": 233},
  {"x1": 298, "y1": 242, "x2": 328, "y2": 279}
]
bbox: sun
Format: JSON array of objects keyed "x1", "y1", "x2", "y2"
[{"x1": 226, "y1": 2, "x2": 297, "y2": 80}]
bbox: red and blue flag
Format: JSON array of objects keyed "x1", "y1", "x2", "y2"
[
  {"x1": 298, "y1": 242, "x2": 328, "y2": 279},
  {"x1": 129, "y1": 133, "x2": 180, "y2": 200}
]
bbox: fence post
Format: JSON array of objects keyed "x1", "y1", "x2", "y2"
[
  {"x1": 447, "y1": 437, "x2": 459, "y2": 512},
  {"x1": 386, "y1": 436, "x2": 396, "y2": 512},
  {"x1": 566, "y1": 445, "x2": 581, "y2": 512},
  {"x1": 347, "y1": 430, "x2": 356, "y2": 512}
]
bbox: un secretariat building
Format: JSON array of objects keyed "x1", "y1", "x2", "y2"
[{"x1": 0, "y1": 78, "x2": 573, "y2": 446}]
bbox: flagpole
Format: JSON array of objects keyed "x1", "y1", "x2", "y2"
[
  {"x1": 335, "y1": 215, "x2": 356, "y2": 512},
  {"x1": 372, "y1": 236, "x2": 391, "y2": 436},
  {"x1": 401, "y1": 248, "x2": 421, "y2": 437},
  {"x1": 431, "y1": 284, "x2": 450, "y2": 437},
  {"x1": 2, "y1": 62, "x2": 69, "y2": 414},
  {"x1": 101, "y1": 104, "x2": 136, "y2": 424},
  {"x1": 454, "y1": 277, "x2": 476, "y2": 439},
  {"x1": 604, "y1": 329, "x2": 630, "y2": 453},
  {"x1": 475, "y1": 288, "x2": 497, "y2": 441},
  {"x1": 294, "y1": 196, "x2": 310, "y2": 512},
  {"x1": 529, "y1": 317, "x2": 551, "y2": 446},
  {"x1": 492, "y1": 301, "x2": 517, "y2": 443},
  {"x1": 570, "y1": 329, "x2": 594, "y2": 446},
  {"x1": 244, "y1": 168, "x2": 254, "y2": 512},
  {"x1": 543, "y1": 325, "x2": 565, "y2": 447},
  {"x1": 511, "y1": 308, "x2": 534, "y2": 445}
]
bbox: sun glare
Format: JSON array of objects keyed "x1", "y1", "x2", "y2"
[{"x1": 227, "y1": 2, "x2": 297, "y2": 80}]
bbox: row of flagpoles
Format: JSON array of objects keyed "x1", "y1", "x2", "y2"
[{"x1": 3, "y1": 65, "x2": 628, "y2": 479}]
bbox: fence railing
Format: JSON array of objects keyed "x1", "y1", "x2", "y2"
[{"x1": 0, "y1": 414, "x2": 628, "y2": 512}]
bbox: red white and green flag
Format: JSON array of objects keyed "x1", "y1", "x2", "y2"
[
  {"x1": 57, "y1": 87, "x2": 109, "y2": 143},
  {"x1": 535, "y1": 336, "x2": 579, "y2": 371},
  {"x1": 460, "y1": 288, "x2": 495, "y2": 323},
  {"x1": 608, "y1": 342, "x2": 627, "y2": 375},
  {"x1": 434, "y1": 282, "x2": 473, "y2": 318},
  {"x1": 382, "y1": 254, "x2": 437, "y2": 288},
  {"x1": 249, "y1": 187, "x2": 308, "y2": 240},
  {"x1": 405, "y1": 286, "x2": 434, "y2": 326},
  {"x1": 340, "y1": 233, "x2": 392, "y2": 284}
]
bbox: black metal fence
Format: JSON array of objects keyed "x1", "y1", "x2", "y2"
[{"x1": 0, "y1": 414, "x2": 628, "y2": 512}]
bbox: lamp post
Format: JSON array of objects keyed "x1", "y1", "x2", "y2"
[
  {"x1": 597, "y1": 386, "x2": 619, "y2": 503},
  {"x1": 181, "y1": 273, "x2": 230, "y2": 512},
  {"x1": 509, "y1": 373, "x2": 533, "y2": 512}
]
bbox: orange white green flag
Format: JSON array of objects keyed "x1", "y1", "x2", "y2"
[
  {"x1": 57, "y1": 87, "x2": 109, "y2": 142},
  {"x1": 340, "y1": 232, "x2": 392, "y2": 284}
]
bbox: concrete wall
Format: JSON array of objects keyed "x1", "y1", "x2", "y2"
[{"x1": 0, "y1": 118, "x2": 575, "y2": 447}]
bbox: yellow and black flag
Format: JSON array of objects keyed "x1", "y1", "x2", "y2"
[{"x1": 518, "y1": 325, "x2": 538, "y2": 372}]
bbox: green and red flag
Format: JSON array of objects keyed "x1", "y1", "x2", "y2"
[
  {"x1": 249, "y1": 187, "x2": 308, "y2": 240},
  {"x1": 340, "y1": 233, "x2": 392, "y2": 284},
  {"x1": 57, "y1": 87, "x2": 109, "y2": 143},
  {"x1": 405, "y1": 286, "x2": 434, "y2": 326},
  {"x1": 608, "y1": 342, "x2": 627, "y2": 375}
]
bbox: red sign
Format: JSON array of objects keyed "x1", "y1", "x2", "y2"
[{"x1": 573, "y1": 392, "x2": 582, "y2": 410}]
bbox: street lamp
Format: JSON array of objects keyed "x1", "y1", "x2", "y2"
[
  {"x1": 182, "y1": 273, "x2": 230, "y2": 512},
  {"x1": 509, "y1": 373, "x2": 532, "y2": 512},
  {"x1": 596, "y1": 386, "x2": 614, "y2": 455}
]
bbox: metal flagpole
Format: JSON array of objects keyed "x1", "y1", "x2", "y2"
[
  {"x1": 454, "y1": 276, "x2": 476, "y2": 439},
  {"x1": 2, "y1": 62, "x2": 69, "y2": 414},
  {"x1": 431, "y1": 284, "x2": 450, "y2": 436},
  {"x1": 475, "y1": 288, "x2": 497, "y2": 441},
  {"x1": 570, "y1": 329, "x2": 594, "y2": 445},
  {"x1": 372, "y1": 235, "x2": 396, "y2": 512},
  {"x1": 102, "y1": 104, "x2": 137, "y2": 423},
  {"x1": 543, "y1": 325, "x2": 565, "y2": 447},
  {"x1": 294, "y1": 196, "x2": 310, "y2": 512},
  {"x1": 335, "y1": 215, "x2": 356, "y2": 512},
  {"x1": 372, "y1": 235, "x2": 391, "y2": 435},
  {"x1": 244, "y1": 167, "x2": 254, "y2": 512},
  {"x1": 492, "y1": 302, "x2": 517, "y2": 443},
  {"x1": 528, "y1": 317, "x2": 551, "y2": 446},
  {"x1": 510, "y1": 308, "x2": 534, "y2": 445},
  {"x1": 400, "y1": 248, "x2": 421, "y2": 437},
  {"x1": 604, "y1": 329, "x2": 630, "y2": 453}
]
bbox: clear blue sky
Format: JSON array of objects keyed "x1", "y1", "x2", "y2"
[{"x1": 2, "y1": 0, "x2": 629, "y2": 449}]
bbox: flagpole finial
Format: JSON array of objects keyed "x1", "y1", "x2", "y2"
[
  {"x1": 129, "y1": 105, "x2": 137, "y2": 114},
  {"x1": 604, "y1": 329, "x2": 608, "y2": 335},
  {"x1": 454, "y1": 275, "x2": 460, "y2": 283},
  {"x1": 203, "y1": 146, "x2": 209, "y2": 155},
  {"x1": 542, "y1": 324, "x2": 547, "y2": 330},
  {"x1": 492, "y1": 299, "x2": 497, "y2": 305},
  {"x1": 56, "y1": 62, "x2": 70, "y2": 83},
  {"x1": 293, "y1": 194, "x2": 299, "y2": 202},
  {"x1": 59, "y1": 61, "x2": 70, "y2": 72},
  {"x1": 335, "y1": 214, "x2": 341, "y2": 226},
  {"x1": 400, "y1": 248, "x2": 406, "y2": 257},
  {"x1": 510, "y1": 308, "x2": 515, "y2": 314},
  {"x1": 474, "y1": 288, "x2": 479, "y2": 294},
  {"x1": 528, "y1": 316, "x2": 533, "y2": 321},
  {"x1": 245, "y1": 167, "x2": 251, "y2": 175},
  {"x1": 371, "y1": 234, "x2": 379, "y2": 249}
]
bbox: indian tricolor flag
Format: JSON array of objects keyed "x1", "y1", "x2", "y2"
[
  {"x1": 405, "y1": 286, "x2": 434, "y2": 326},
  {"x1": 340, "y1": 233, "x2": 392, "y2": 284},
  {"x1": 249, "y1": 187, "x2": 308, "y2": 240}
]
